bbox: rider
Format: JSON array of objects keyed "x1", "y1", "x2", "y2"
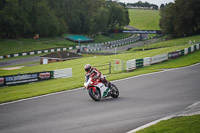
[{"x1": 84, "y1": 64, "x2": 111, "y2": 88}]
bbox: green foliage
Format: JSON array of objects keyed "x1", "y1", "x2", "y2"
[
  {"x1": 0, "y1": 0, "x2": 129, "y2": 38},
  {"x1": 160, "y1": 0, "x2": 200, "y2": 38},
  {"x1": 109, "y1": 2, "x2": 129, "y2": 29}
]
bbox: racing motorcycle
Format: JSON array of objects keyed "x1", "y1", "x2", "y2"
[{"x1": 84, "y1": 76, "x2": 119, "y2": 101}]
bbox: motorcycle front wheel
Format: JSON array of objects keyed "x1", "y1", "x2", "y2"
[
  {"x1": 110, "y1": 84, "x2": 119, "y2": 98},
  {"x1": 88, "y1": 87, "x2": 101, "y2": 101}
]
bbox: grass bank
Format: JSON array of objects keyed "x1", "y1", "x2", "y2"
[
  {"x1": 0, "y1": 34, "x2": 131, "y2": 56},
  {"x1": 135, "y1": 114, "x2": 200, "y2": 133},
  {"x1": 128, "y1": 9, "x2": 160, "y2": 30},
  {"x1": 0, "y1": 45, "x2": 200, "y2": 103},
  {"x1": 129, "y1": 35, "x2": 200, "y2": 51}
]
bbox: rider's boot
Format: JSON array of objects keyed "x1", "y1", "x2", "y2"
[{"x1": 101, "y1": 78, "x2": 111, "y2": 88}]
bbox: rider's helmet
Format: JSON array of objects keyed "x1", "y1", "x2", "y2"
[{"x1": 84, "y1": 64, "x2": 92, "y2": 72}]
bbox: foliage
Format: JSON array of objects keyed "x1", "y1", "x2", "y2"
[
  {"x1": 160, "y1": 0, "x2": 200, "y2": 38},
  {"x1": 0, "y1": 0, "x2": 129, "y2": 38},
  {"x1": 126, "y1": 1, "x2": 158, "y2": 10}
]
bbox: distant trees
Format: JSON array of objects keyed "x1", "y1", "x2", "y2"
[
  {"x1": 126, "y1": 1, "x2": 158, "y2": 10},
  {"x1": 160, "y1": 0, "x2": 200, "y2": 38},
  {"x1": 0, "y1": 0, "x2": 129, "y2": 38}
]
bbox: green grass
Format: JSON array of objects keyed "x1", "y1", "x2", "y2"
[
  {"x1": 0, "y1": 34, "x2": 131, "y2": 56},
  {"x1": 0, "y1": 44, "x2": 200, "y2": 103},
  {"x1": 129, "y1": 34, "x2": 200, "y2": 51},
  {"x1": 136, "y1": 115, "x2": 200, "y2": 133},
  {"x1": 129, "y1": 9, "x2": 160, "y2": 30}
]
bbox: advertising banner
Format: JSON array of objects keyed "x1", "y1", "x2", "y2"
[
  {"x1": 0, "y1": 77, "x2": 4, "y2": 86},
  {"x1": 1, "y1": 71, "x2": 53, "y2": 86},
  {"x1": 5, "y1": 73, "x2": 38, "y2": 85},
  {"x1": 168, "y1": 51, "x2": 182, "y2": 59}
]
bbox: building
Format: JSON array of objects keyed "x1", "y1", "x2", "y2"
[{"x1": 40, "y1": 51, "x2": 82, "y2": 64}]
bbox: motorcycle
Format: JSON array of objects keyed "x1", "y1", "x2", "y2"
[{"x1": 84, "y1": 76, "x2": 119, "y2": 101}]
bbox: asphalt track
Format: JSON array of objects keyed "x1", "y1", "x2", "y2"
[{"x1": 0, "y1": 64, "x2": 200, "y2": 133}]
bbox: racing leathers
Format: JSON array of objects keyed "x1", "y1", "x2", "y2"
[{"x1": 85, "y1": 67, "x2": 110, "y2": 87}]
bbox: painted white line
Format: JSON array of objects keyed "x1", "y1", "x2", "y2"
[
  {"x1": 1, "y1": 63, "x2": 200, "y2": 106},
  {"x1": 0, "y1": 87, "x2": 83, "y2": 106},
  {"x1": 126, "y1": 115, "x2": 174, "y2": 133},
  {"x1": 126, "y1": 101, "x2": 200, "y2": 133}
]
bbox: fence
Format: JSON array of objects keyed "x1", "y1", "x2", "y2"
[{"x1": 94, "y1": 63, "x2": 111, "y2": 74}]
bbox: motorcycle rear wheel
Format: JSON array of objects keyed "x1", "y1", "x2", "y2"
[
  {"x1": 110, "y1": 84, "x2": 119, "y2": 98},
  {"x1": 88, "y1": 88, "x2": 101, "y2": 101}
]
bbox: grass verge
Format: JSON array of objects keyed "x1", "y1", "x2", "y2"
[
  {"x1": 135, "y1": 114, "x2": 200, "y2": 133},
  {"x1": 0, "y1": 49, "x2": 200, "y2": 104}
]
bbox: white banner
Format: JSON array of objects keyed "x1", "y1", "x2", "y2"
[
  {"x1": 143, "y1": 57, "x2": 151, "y2": 66},
  {"x1": 151, "y1": 54, "x2": 168, "y2": 64},
  {"x1": 191, "y1": 45, "x2": 194, "y2": 52},
  {"x1": 54, "y1": 68, "x2": 72, "y2": 78},
  {"x1": 196, "y1": 44, "x2": 200, "y2": 50},
  {"x1": 127, "y1": 59, "x2": 136, "y2": 71},
  {"x1": 184, "y1": 48, "x2": 188, "y2": 55}
]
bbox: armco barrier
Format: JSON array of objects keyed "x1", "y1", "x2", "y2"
[
  {"x1": 151, "y1": 54, "x2": 168, "y2": 64},
  {"x1": 143, "y1": 57, "x2": 151, "y2": 66},
  {"x1": 168, "y1": 51, "x2": 182, "y2": 59},
  {"x1": 136, "y1": 59, "x2": 143, "y2": 68},
  {"x1": 184, "y1": 48, "x2": 188, "y2": 55},
  {"x1": 126, "y1": 43, "x2": 200, "y2": 72},
  {"x1": 127, "y1": 59, "x2": 136, "y2": 71}
]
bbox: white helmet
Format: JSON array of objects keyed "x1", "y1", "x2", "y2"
[{"x1": 84, "y1": 64, "x2": 92, "y2": 72}]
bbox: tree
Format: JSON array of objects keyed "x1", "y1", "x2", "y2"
[
  {"x1": 109, "y1": 2, "x2": 128, "y2": 29},
  {"x1": 91, "y1": 7, "x2": 109, "y2": 34},
  {"x1": 160, "y1": 0, "x2": 200, "y2": 38},
  {"x1": 0, "y1": 0, "x2": 30, "y2": 38}
]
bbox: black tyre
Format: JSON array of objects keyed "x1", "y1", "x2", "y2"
[
  {"x1": 88, "y1": 88, "x2": 101, "y2": 101},
  {"x1": 110, "y1": 84, "x2": 119, "y2": 98}
]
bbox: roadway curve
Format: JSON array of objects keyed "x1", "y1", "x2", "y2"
[{"x1": 0, "y1": 64, "x2": 200, "y2": 133}]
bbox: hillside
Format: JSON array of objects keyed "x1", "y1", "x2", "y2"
[{"x1": 128, "y1": 9, "x2": 160, "y2": 30}]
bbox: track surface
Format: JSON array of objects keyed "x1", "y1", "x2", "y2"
[{"x1": 0, "y1": 64, "x2": 200, "y2": 133}]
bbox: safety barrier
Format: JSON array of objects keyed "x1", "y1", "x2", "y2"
[
  {"x1": 0, "y1": 68, "x2": 72, "y2": 86},
  {"x1": 126, "y1": 43, "x2": 200, "y2": 71}
]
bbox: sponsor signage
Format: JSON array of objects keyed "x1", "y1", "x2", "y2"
[
  {"x1": 168, "y1": 51, "x2": 182, "y2": 59},
  {"x1": 0, "y1": 77, "x2": 5, "y2": 86},
  {"x1": 109, "y1": 29, "x2": 162, "y2": 34},
  {"x1": 5, "y1": 73, "x2": 38, "y2": 85},
  {"x1": 1, "y1": 71, "x2": 53, "y2": 86}
]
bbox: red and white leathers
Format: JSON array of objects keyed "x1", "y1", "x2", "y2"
[{"x1": 85, "y1": 67, "x2": 109, "y2": 86}]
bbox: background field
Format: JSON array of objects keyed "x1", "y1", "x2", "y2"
[{"x1": 128, "y1": 9, "x2": 160, "y2": 30}]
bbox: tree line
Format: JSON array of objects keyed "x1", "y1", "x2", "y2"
[
  {"x1": 126, "y1": 1, "x2": 158, "y2": 10},
  {"x1": 0, "y1": 0, "x2": 129, "y2": 39},
  {"x1": 159, "y1": 0, "x2": 200, "y2": 38}
]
